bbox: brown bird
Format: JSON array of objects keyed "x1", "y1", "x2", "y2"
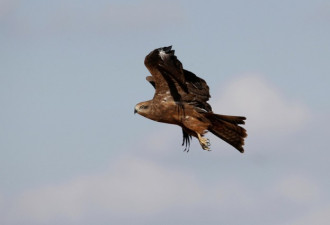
[{"x1": 134, "y1": 46, "x2": 247, "y2": 152}]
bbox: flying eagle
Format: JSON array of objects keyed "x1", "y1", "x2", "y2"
[{"x1": 134, "y1": 46, "x2": 247, "y2": 152}]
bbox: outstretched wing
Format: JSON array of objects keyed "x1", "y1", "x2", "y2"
[{"x1": 144, "y1": 46, "x2": 212, "y2": 112}]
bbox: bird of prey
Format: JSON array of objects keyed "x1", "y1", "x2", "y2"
[{"x1": 134, "y1": 46, "x2": 247, "y2": 152}]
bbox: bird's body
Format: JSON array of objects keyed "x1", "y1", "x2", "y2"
[{"x1": 135, "y1": 46, "x2": 247, "y2": 152}]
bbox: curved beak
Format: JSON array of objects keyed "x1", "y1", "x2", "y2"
[{"x1": 134, "y1": 108, "x2": 137, "y2": 114}]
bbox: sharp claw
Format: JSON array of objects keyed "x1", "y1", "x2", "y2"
[
  {"x1": 202, "y1": 140, "x2": 211, "y2": 151},
  {"x1": 197, "y1": 133, "x2": 211, "y2": 151}
]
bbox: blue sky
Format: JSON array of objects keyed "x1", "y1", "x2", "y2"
[{"x1": 1, "y1": 0, "x2": 330, "y2": 224}]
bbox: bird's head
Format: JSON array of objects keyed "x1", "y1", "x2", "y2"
[{"x1": 134, "y1": 101, "x2": 151, "y2": 117}]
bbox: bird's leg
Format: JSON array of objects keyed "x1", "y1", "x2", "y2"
[{"x1": 197, "y1": 133, "x2": 211, "y2": 151}]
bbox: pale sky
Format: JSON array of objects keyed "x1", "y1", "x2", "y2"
[{"x1": 1, "y1": 0, "x2": 330, "y2": 224}]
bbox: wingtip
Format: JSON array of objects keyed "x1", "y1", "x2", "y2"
[
  {"x1": 160, "y1": 45, "x2": 174, "y2": 54},
  {"x1": 162, "y1": 45, "x2": 172, "y2": 51}
]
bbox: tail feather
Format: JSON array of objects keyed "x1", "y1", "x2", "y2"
[
  {"x1": 212, "y1": 114, "x2": 246, "y2": 125},
  {"x1": 205, "y1": 113, "x2": 247, "y2": 153}
]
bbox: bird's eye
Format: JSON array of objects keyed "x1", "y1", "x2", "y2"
[{"x1": 139, "y1": 105, "x2": 148, "y2": 109}]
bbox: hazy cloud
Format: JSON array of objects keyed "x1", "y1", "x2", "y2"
[
  {"x1": 212, "y1": 75, "x2": 310, "y2": 136},
  {"x1": 7, "y1": 157, "x2": 203, "y2": 223},
  {"x1": 282, "y1": 206, "x2": 330, "y2": 225},
  {"x1": 275, "y1": 176, "x2": 320, "y2": 203}
]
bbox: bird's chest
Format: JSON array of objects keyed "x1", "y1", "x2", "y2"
[{"x1": 149, "y1": 100, "x2": 183, "y2": 124}]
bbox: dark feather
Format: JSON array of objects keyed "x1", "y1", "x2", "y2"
[
  {"x1": 144, "y1": 47, "x2": 211, "y2": 111},
  {"x1": 182, "y1": 128, "x2": 192, "y2": 152},
  {"x1": 205, "y1": 113, "x2": 247, "y2": 153},
  {"x1": 146, "y1": 76, "x2": 156, "y2": 88}
]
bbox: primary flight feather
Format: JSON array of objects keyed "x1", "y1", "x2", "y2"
[{"x1": 134, "y1": 46, "x2": 247, "y2": 152}]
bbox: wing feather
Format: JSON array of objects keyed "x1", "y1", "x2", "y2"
[{"x1": 144, "y1": 46, "x2": 211, "y2": 112}]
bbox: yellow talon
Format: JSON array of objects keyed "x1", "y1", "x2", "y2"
[{"x1": 197, "y1": 133, "x2": 211, "y2": 151}]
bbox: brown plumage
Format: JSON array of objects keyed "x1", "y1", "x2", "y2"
[{"x1": 134, "y1": 46, "x2": 247, "y2": 152}]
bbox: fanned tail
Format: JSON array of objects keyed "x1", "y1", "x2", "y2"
[{"x1": 205, "y1": 113, "x2": 247, "y2": 153}]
